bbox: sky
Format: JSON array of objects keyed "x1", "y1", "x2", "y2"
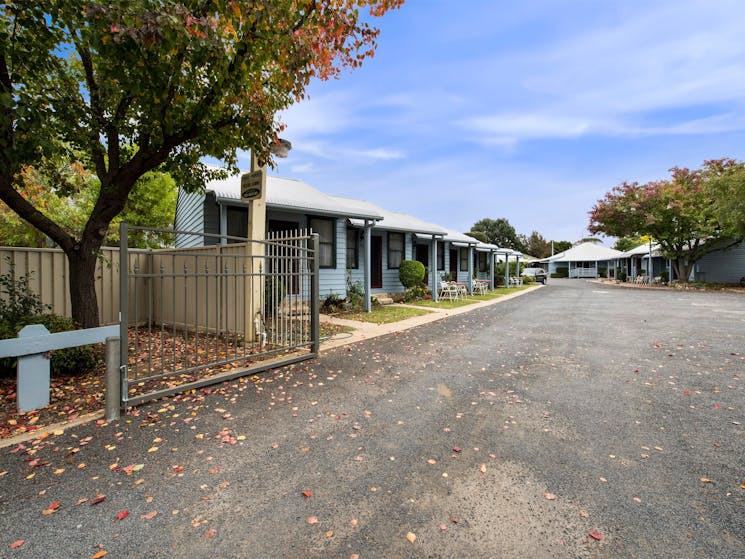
[{"x1": 250, "y1": 0, "x2": 745, "y2": 244}]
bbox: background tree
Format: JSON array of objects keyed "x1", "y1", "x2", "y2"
[
  {"x1": 613, "y1": 236, "x2": 644, "y2": 252},
  {"x1": 589, "y1": 162, "x2": 742, "y2": 281},
  {"x1": 0, "y1": 0, "x2": 402, "y2": 327},
  {"x1": 522, "y1": 230, "x2": 551, "y2": 258},
  {"x1": 550, "y1": 240, "x2": 572, "y2": 254},
  {"x1": 1, "y1": 164, "x2": 176, "y2": 248},
  {"x1": 706, "y1": 158, "x2": 745, "y2": 240},
  {"x1": 576, "y1": 237, "x2": 602, "y2": 245},
  {"x1": 468, "y1": 217, "x2": 525, "y2": 251}
]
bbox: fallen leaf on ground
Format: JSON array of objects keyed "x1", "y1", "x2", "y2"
[
  {"x1": 91, "y1": 551, "x2": 108, "y2": 559},
  {"x1": 579, "y1": 510, "x2": 590, "y2": 519},
  {"x1": 479, "y1": 464, "x2": 487, "y2": 473},
  {"x1": 452, "y1": 447, "x2": 461, "y2": 453},
  {"x1": 307, "y1": 516, "x2": 319, "y2": 525},
  {"x1": 325, "y1": 530, "x2": 334, "y2": 538},
  {"x1": 205, "y1": 528, "x2": 217, "y2": 539},
  {"x1": 699, "y1": 477, "x2": 714, "y2": 483},
  {"x1": 116, "y1": 510, "x2": 129, "y2": 520},
  {"x1": 301, "y1": 491, "x2": 312, "y2": 498},
  {"x1": 588, "y1": 530, "x2": 603, "y2": 540},
  {"x1": 9, "y1": 540, "x2": 24, "y2": 549},
  {"x1": 141, "y1": 511, "x2": 157, "y2": 520},
  {"x1": 544, "y1": 493, "x2": 557, "y2": 500},
  {"x1": 90, "y1": 495, "x2": 106, "y2": 505},
  {"x1": 406, "y1": 532, "x2": 417, "y2": 543}
]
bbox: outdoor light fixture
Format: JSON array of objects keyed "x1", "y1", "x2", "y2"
[{"x1": 241, "y1": 138, "x2": 292, "y2": 199}]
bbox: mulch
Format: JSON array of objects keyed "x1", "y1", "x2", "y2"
[{"x1": 0, "y1": 321, "x2": 350, "y2": 440}]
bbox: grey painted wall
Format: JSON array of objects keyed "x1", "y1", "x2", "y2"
[{"x1": 693, "y1": 242, "x2": 745, "y2": 283}]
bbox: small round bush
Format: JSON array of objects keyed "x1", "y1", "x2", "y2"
[{"x1": 399, "y1": 260, "x2": 425, "y2": 288}]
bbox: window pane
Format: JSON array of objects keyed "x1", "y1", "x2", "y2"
[
  {"x1": 346, "y1": 229, "x2": 358, "y2": 269},
  {"x1": 388, "y1": 233, "x2": 403, "y2": 269},
  {"x1": 460, "y1": 248, "x2": 468, "y2": 271},
  {"x1": 226, "y1": 206, "x2": 247, "y2": 243},
  {"x1": 310, "y1": 218, "x2": 335, "y2": 268},
  {"x1": 437, "y1": 241, "x2": 445, "y2": 270}
]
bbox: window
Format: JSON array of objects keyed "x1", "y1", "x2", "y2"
[
  {"x1": 437, "y1": 241, "x2": 445, "y2": 271},
  {"x1": 346, "y1": 228, "x2": 359, "y2": 269},
  {"x1": 459, "y1": 247, "x2": 468, "y2": 271},
  {"x1": 226, "y1": 206, "x2": 247, "y2": 243},
  {"x1": 309, "y1": 217, "x2": 335, "y2": 268},
  {"x1": 388, "y1": 232, "x2": 404, "y2": 269},
  {"x1": 478, "y1": 252, "x2": 488, "y2": 272}
]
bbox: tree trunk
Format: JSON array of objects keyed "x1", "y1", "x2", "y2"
[
  {"x1": 65, "y1": 244, "x2": 101, "y2": 328},
  {"x1": 673, "y1": 259, "x2": 692, "y2": 283}
]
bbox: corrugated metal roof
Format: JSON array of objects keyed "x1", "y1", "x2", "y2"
[
  {"x1": 542, "y1": 242, "x2": 624, "y2": 262},
  {"x1": 341, "y1": 197, "x2": 447, "y2": 235},
  {"x1": 208, "y1": 173, "x2": 383, "y2": 220},
  {"x1": 623, "y1": 242, "x2": 662, "y2": 257}
]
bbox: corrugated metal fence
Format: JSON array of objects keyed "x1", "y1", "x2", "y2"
[{"x1": 0, "y1": 246, "x2": 122, "y2": 324}]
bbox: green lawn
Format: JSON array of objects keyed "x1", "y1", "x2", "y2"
[
  {"x1": 409, "y1": 285, "x2": 535, "y2": 308},
  {"x1": 340, "y1": 305, "x2": 434, "y2": 324}
]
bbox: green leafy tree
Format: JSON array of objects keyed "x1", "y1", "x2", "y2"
[
  {"x1": 0, "y1": 0, "x2": 402, "y2": 327},
  {"x1": 705, "y1": 158, "x2": 745, "y2": 240},
  {"x1": 523, "y1": 231, "x2": 551, "y2": 258},
  {"x1": 589, "y1": 162, "x2": 742, "y2": 281},
  {"x1": 469, "y1": 218, "x2": 524, "y2": 251},
  {"x1": 551, "y1": 240, "x2": 572, "y2": 254},
  {"x1": 613, "y1": 236, "x2": 644, "y2": 252},
  {"x1": 1, "y1": 164, "x2": 176, "y2": 248}
]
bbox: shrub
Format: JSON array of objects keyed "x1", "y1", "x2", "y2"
[
  {"x1": 399, "y1": 260, "x2": 425, "y2": 288},
  {"x1": 405, "y1": 284, "x2": 430, "y2": 301},
  {"x1": 522, "y1": 276, "x2": 536, "y2": 284},
  {"x1": 660, "y1": 271, "x2": 669, "y2": 284},
  {"x1": 320, "y1": 293, "x2": 345, "y2": 314},
  {"x1": 617, "y1": 270, "x2": 627, "y2": 282},
  {"x1": 0, "y1": 259, "x2": 50, "y2": 324},
  {"x1": 0, "y1": 314, "x2": 100, "y2": 377}
]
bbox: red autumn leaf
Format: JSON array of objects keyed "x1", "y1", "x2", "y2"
[
  {"x1": 588, "y1": 530, "x2": 603, "y2": 540},
  {"x1": 141, "y1": 510, "x2": 157, "y2": 520},
  {"x1": 205, "y1": 528, "x2": 217, "y2": 539},
  {"x1": 452, "y1": 447, "x2": 461, "y2": 453},
  {"x1": 90, "y1": 495, "x2": 106, "y2": 506},
  {"x1": 9, "y1": 539, "x2": 25, "y2": 549},
  {"x1": 301, "y1": 491, "x2": 312, "y2": 498},
  {"x1": 683, "y1": 390, "x2": 690, "y2": 396},
  {"x1": 91, "y1": 551, "x2": 108, "y2": 559},
  {"x1": 116, "y1": 510, "x2": 129, "y2": 520},
  {"x1": 47, "y1": 501, "x2": 60, "y2": 511}
]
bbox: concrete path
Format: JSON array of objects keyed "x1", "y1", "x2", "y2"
[{"x1": 1, "y1": 279, "x2": 743, "y2": 558}]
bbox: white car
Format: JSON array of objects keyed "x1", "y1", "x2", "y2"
[{"x1": 521, "y1": 267, "x2": 548, "y2": 284}]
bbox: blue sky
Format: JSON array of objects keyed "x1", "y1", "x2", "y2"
[{"x1": 254, "y1": 0, "x2": 745, "y2": 244}]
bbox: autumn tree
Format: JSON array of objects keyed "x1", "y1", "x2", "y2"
[
  {"x1": 469, "y1": 218, "x2": 525, "y2": 251},
  {"x1": 0, "y1": 0, "x2": 402, "y2": 327},
  {"x1": 0, "y1": 163, "x2": 176, "y2": 248},
  {"x1": 589, "y1": 162, "x2": 743, "y2": 281}
]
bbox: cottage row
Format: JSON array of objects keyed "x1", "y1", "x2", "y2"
[{"x1": 174, "y1": 173, "x2": 523, "y2": 308}]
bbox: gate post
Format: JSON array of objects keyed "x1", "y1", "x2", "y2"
[
  {"x1": 119, "y1": 222, "x2": 129, "y2": 402},
  {"x1": 310, "y1": 233, "x2": 320, "y2": 354},
  {"x1": 105, "y1": 336, "x2": 121, "y2": 420}
]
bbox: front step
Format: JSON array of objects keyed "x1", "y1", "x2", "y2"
[{"x1": 375, "y1": 295, "x2": 394, "y2": 305}]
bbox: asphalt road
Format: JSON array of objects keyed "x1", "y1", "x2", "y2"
[{"x1": 1, "y1": 279, "x2": 743, "y2": 558}]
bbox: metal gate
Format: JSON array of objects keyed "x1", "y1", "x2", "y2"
[{"x1": 119, "y1": 224, "x2": 319, "y2": 407}]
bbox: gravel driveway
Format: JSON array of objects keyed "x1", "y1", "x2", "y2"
[{"x1": 1, "y1": 279, "x2": 743, "y2": 558}]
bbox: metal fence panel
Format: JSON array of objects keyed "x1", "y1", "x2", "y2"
[{"x1": 119, "y1": 225, "x2": 319, "y2": 407}]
